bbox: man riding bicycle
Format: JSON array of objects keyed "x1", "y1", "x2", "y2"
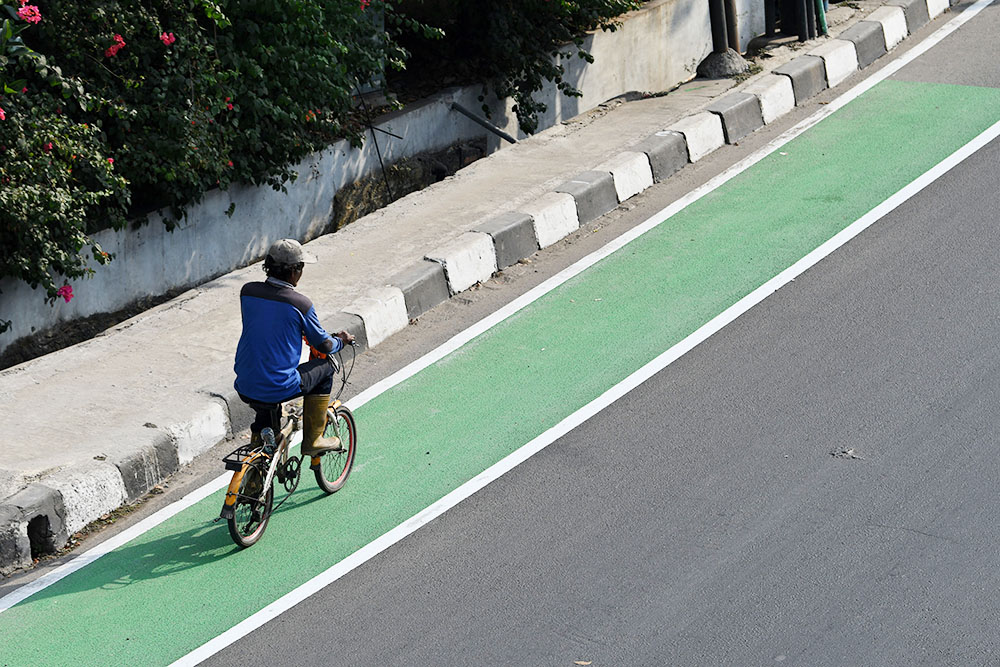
[{"x1": 234, "y1": 238, "x2": 355, "y2": 456}]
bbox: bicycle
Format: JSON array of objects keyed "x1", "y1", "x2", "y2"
[{"x1": 219, "y1": 341, "x2": 358, "y2": 548}]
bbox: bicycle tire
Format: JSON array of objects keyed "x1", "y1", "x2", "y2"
[
  {"x1": 314, "y1": 406, "x2": 357, "y2": 494},
  {"x1": 228, "y1": 459, "x2": 274, "y2": 548}
]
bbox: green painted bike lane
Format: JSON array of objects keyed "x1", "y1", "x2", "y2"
[{"x1": 4, "y1": 80, "x2": 1000, "y2": 666}]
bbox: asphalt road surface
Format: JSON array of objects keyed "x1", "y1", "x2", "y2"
[
  {"x1": 206, "y1": 4, "x2": 1000, "y2": 666},
  {"x1": 4, "y1": 3, "x2": 1000, "y2": 666}
]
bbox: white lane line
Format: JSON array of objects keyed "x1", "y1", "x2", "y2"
[
  {"x1": 347, "y1": 0, "x2": 993, "y2": 412},
  {"x1": 170, "y1": 7, "x2": 1000, "y2": 666},
  {"x1": 0, "y1": 0, "x2": 993, "y2": 643},
  {"x1": 172, "y1": 116, "x2": 1000, "y2": 667}
]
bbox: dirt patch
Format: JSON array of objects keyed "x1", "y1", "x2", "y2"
[{"x1": 330, "y1": 137, "x2": 487, "y2": 230}]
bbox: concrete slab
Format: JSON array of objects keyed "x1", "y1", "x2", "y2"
[
  {"x1": 595, "y1": 151, "x2": 654, "y2": 202},
  {"x1": 111, "y1": 432, "x2": 180, "y2": 502},
  {"x1": 668, "y1": 111, "x2": 725, "y2": 162},
  {"x1": 809, "y1": 39, "x2": 859, "y2": 88},
  {"x1": 775, "y1": 55, "x2": 829, "y2": 105},
  {"x1": 866, "y1": 6, "x2": 908, "y2": 50},
  {"x1": 0, "y1": 484, "x2": 67, "y2": 575},
  {"x1": 632, "y1": 132, "x2": 688, "y2": 182},
  {"x1": 925, "y1": 0, "x2": 949, "y2": 19},
  {"x1": 389, "y1": 261, "x2": 451, "y2": 320},
  {"x1": 473, "y1": 212, "x2": 539, "y2": 270},
  {"x1": 326, "y1": 312, "x2": 369, "y2": 353},
  {"x1": 885, "y1": 0, "x2": 930, "y2": 33},
  {"x1": 521, "y1": 192, "x2": 581, "y2": 249},
  {"x1": 166, "y1": 400, "x2": 230, "y2": 465},
  {"x1": 706, "y1": 92, "x2": 764, "y2": 144},
  {"x1": 741, "y1": 74, "x2": 795, "y2": 125},
  {"x1": 425, "y1": 232, "x2": 498, "y2": 294},
  {"x1": 46, "y1": 462, "x2": 129, "y2": 535},
  {"x1": 554, "y1": 171, "x2": 619, "y2": 224},
  {"x1": 838, "y1": 21, "x2": 889, "y2": 69},
  {"x1": 343, "y1": 286, "x2": 409, "y2": 349}
]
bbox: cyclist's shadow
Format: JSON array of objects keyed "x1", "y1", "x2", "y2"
[{"x1": 22, "y1": 490, "x2": 324, "y2": 605}]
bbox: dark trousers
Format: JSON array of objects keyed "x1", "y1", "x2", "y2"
[{"x1": 240, "y1": 358, "x2": 334, "y2": 433}]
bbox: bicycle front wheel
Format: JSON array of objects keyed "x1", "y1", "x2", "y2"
[
  {"x1": 228, "y1": 460, "x2": 274, "y2": 548},
  {"x1": 314, "y1": 406, "x2": 357, "y2": 494}
]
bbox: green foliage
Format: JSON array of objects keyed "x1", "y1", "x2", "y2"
[
  {"x1": 0, "y1": 0, "x2": 429, "y2": 331},
  {"x1": 0, "y1": 90, "x2": 126, "y2": 305},
  {"x1": 0, "y1": 0, "x2": 638, "y2": 335},
  {"x1": 398, "y1": 0, "x2": 644, "y2": 134}
]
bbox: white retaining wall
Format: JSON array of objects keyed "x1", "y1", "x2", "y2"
[{"x1": 0, "y1": 0, "x2": 714, "y2": 357}]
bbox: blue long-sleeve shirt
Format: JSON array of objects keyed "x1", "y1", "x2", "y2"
[{"x1": 234, "y1": 277, "x2": 342, "y2": 402}]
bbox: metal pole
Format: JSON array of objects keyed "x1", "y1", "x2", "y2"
[
  {"x1": 815, "y1": 0, "x2": 828, "y2": 35},
  {"x1": 708, "y1": 0, "x2": 728, "y2": 54},
  {"x1": 450, "y1": 102, "x2": 517, "y2": 144},
  {"x1": 724, "y1": 0, "x2": 741, "y2": 52}
]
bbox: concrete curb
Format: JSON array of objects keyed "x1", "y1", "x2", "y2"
[
  {"x1": 668, "y1": 111, "x2": 725, "y2": 162},
  {"x1": 926, "y1": 0, "x2": 949, "y2": 19},
  {"x1": 632, "y1": 132, "x2": 688, "y2": 182},
  {"x1": 0, "y1": 0, "x2": 955, "y2": 574},
  {"x1": 776, "y1": 55, "x2": 829, "y2": 105},
  {"x1": 554, "y1": 171, "x2": 619, "y2": 225},
  {"x1": 809, "y1": 39, "x2": 860, "y2": 88},
  {"x1": 343, "y1": 286, "x2": 409, "y2": 349},
  {"x1": 596, "y1": 151, "x2": 655, "y2": 202},
  {"x1": 868, "y1": 6, "x2": 909, "y2": 49},
  {"x1": 0, "y1": 484, "x2": 67, "y2": 575},
  {"x1": 389, "y1": 261, "x2": 451, "y2": 320},
  {"x1": 839, "y1": 21, "x2": 890, "y2": 69},
  {"x1": 521, "y1": 192, "x2": 581, "y2": 249},
  {"x1": 887, "y1": 0, "x2": 931, "y2": 32},
  {"x1": 741, "y1": 74, "x2": 796, "y2": 125},
  {"x1": 707, "y1": 92, "x2": 765, "y2": 144},
  {"x1": 472, "y1": 212, "x2": 540, "y2": 271},
  {"x1": 425, "y1": 232, "x2": 499, "y2": 295}
]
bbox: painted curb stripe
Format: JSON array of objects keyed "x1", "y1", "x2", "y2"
[{"x1": 0, "y1": 0, "x2": 993, "y2": 659}]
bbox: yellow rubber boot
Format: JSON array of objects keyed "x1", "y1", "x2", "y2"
[{"x1": 301, "y1": 394, "x2": 339, "y2": 456}]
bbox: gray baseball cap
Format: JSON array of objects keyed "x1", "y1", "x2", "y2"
[{"x1": 266, "y1": 238, "x2": 317, "y2": 265}]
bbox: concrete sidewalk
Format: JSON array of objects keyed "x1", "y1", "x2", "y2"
[{"x1": 0, "y1": 0, "x2": 948, "y2": 573}]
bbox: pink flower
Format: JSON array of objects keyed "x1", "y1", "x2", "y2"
[
  {"x1": 107, "y1": 157, "x2": 114, "y2": 165},
  {"x1": 16, "y1": 4, "x2": 41, "y2": 23},
  {"x1": 21, "y1": 87, "x2": 27, "y2": 93},
  {"x1": 227, "y1": 102, "x2": 234, "y2": 111},
  {"x1": 105, "y1": 34, "x2": 126, "y2": 58},
  {"x1": 56, "y1": 285, "x2": 74, "y2": 303},
  {"x1": 43, "y1": 142, "x2": 53, "y2": 152},
  {"x1": 0, "y1": 107, "x2": 5, "y2": 121},
  {"x1": 227, "y1": 160, "x2": 233, "y2": 167},
  {"x1": 360, "y1": 0, "x2": 370, "y2": 8},
  {"x1": 159, "y1": 32, "x2": 176, "y2": 46}
]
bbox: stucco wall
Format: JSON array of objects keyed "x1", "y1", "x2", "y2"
[
  {"x1": 0, "y1": 0, "x2": 714, "y2": 357},
  {"x1": 734, "y1": 0, "x2": 767, "y2": 52}
]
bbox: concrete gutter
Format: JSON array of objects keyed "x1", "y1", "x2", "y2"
[{"x1": 0, "y1": 0, "x2": 951, "y2": 574}]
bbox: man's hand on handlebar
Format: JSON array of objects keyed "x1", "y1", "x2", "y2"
[{"x1": 335, "y1": 330, "x2": 356, "y2": 346}]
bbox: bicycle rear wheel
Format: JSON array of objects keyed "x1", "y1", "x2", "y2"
[
  {"x1": 228, "y1": 460, "x2": 274, "y2": 548},
  {"x1": 314, "y1": 406, "x2": 356, "y2": 494}
]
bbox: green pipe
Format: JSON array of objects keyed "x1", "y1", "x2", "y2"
[{"x1": 815, "y1": 0, "x2": 828, "y2": 35}]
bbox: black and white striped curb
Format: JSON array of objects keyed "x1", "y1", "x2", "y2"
[{"x1": 0, "y1": 0, "x2": 950, "y2": 574}]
